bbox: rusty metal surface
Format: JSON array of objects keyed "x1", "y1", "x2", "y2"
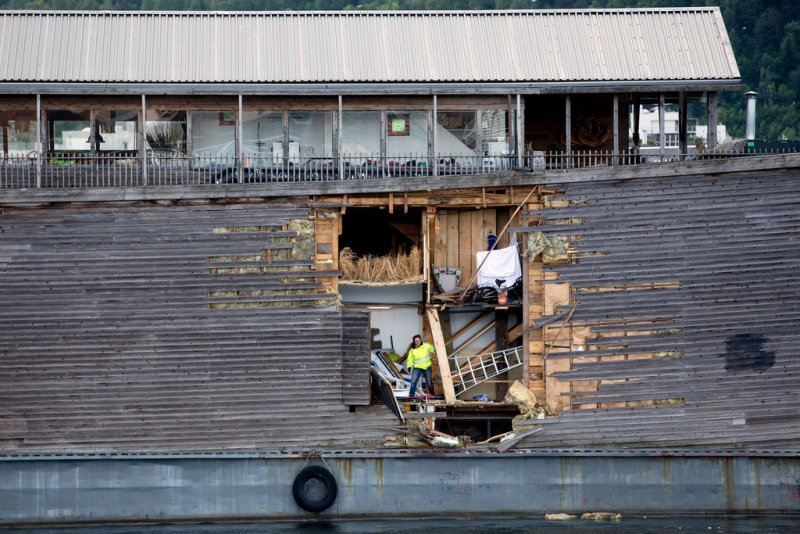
[
  {"x1": 0, "y1": 9, "x2": 739, "y2": 85},
  {"x1": 520, "y1": 168, "x2": 800, "y2": 448},
  {"x1": 1, "y1": 452, "x2": 799, "y2": 525}
]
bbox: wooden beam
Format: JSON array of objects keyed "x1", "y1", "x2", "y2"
[
  {"x1": 658, "y1": 93, "x2": 666, "y2": 157},
  {"x1": 445, "y1": 310, "x2": 490, "y2": 347},
  {"x1": 450, "y1": 319, "x2": 495, "y2": 358},
  {"x1": 707, "y1": 91, "x2": 718, "y2": 150},
  {"x1": 633, "y1": 94, "x2": 640, "y2": 152},
  {"x1": 679, "y1": 91, "x2": 688, "y2": 159},
  {"x1": 388, "y1": 192, "x2": 394, "y2": 214},
  {"x1": 426, "y1": 306, "x2": 456, "y2": 404},
  {"x1": 612, "y1": 94, "x2": 619, "y2": 165},
  {"x1": 565, "y1": 96, "x2": 572, "y2": 162}
]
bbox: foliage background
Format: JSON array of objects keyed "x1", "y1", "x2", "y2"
[{"x1": 1, "y1": 0, "x2": 798, "y2": 139}]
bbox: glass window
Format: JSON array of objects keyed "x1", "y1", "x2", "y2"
[
  {"x1": 480, "y1": 110, "x2": 510, "y2": 156},
  {"x1": 191, "y1": 111, "x2": 236, "y2": 163},
  {"x1": 437, "y1": 111, "x2": 476, "y2": 156},
  {"x1": 96, "y1": 110, "x2": 138, "y2": 152},
  {"x1": 1, "y1": 110, "x2": 37, "y2": 157},
  {"x1": 145, "y1": 110, "x2": 187, "y2": 155},
  {"x1": 47, "y1": 109, "x2": 90, "y2": 151},
  {"x1": 242, "y1": 111, "x2": 282, "y2": 167},
  {"x1": 386, "y1": 111, "x2": 428, "y2": 160},
  {"x1": 289, "y1": 111, "x2": 333, "y2": 164},
  {"x1": 342, "y1": 111, "x2": 380, "y2": 158}
]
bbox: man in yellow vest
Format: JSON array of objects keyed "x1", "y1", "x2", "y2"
[{"x1": 406, "y1": 334, "x2": 435, "y2": 397}]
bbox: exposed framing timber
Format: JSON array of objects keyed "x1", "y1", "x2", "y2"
[
  {"x1": 426, "y1": 306, "x2": 456, "y2": 404},
  {"x1": 658, "y1": 93, "x2": 666, "y2": 157},
  {"x1": 707, "y1": 91, "x2": 718, "y2": 149}
]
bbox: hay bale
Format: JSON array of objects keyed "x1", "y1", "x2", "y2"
[{"x1": 339, "y1": 247, "x2": 422, "y2": 283}]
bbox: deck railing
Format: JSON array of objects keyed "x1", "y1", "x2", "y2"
[{"x1": 1, "y1": 147, "x2": 797, "y2": 190}]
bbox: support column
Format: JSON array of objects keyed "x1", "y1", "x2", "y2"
[
  {"x1": 379, "y1": 110, "x2": 386, "y2": 169},
  {"x1": 338, "y1": 95, "x2": 344, "y2": 179},
  {"x1": 516, "y1": 94, "x2": 524, "y2": 168},
  {"x1": 36, "y1": 94, "x2": 42, "y2": 188},
  {"x1": 140, "y1": 95, "x2": 148, "y2": 186},
  {"x1": 282, "y1": 109, "x2": 289, "y2": 162},
  {"x1": 679, "y1": 91, "x2": 688, "y2": 159},
  {"x1": 707, "y1": 92, "x2": 718, "y2": 149},
  {"x1": 494, "y1": 308, "x2": 509, "y2": 400},
  {"x1": 565, "y1": 96, "x2": 572, "y2": 167},
  {"x1": 658, "y1": 93, "x2": 666, "y2": 157},
  {"x1": 612, "y1": 94, "x2": 619, "y2": 165},
  {"x1": 236, "y1": 94, "x2": 243, "y2": 181},
  {"x1": 185, "y1": 111, "x2": 193, "y2": 164},
  {"x1": 633, "y1": 94, "x2": 640, "y2": 153},
  {"x1": 432, "y1": 95, "x2": 438, "y2": 177}
]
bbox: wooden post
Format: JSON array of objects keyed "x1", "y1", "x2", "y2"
[
  {"x1": 495, "y1": 307, "x2": 509, "y2": 400},
  {"x1": 282, "y1": 110, "x2": 289, "y2": 162},
  {"x1": 612, "y1": 94, "x2": 619, "y2": 165},
  {"x1": 516, "y1": 94, "x2": 524, "y2": 168},
  {"x1": 338, "y1": 95, "x2": 344, "y2": 179},
  {"x1": 424, "y1": 208, "x2": 434, "y2": 305},
  {"x1": 427, "y1": 107, "x2": 434, "y2": 174},
  {"x1": 707, "y1": 91, "x2": 718, "y2": 149},
  {"x1": 140, "y1": 94, "x2": 148, "y2": 186},
  {"x1": 379, "y1": 109, "x2": 386, "y2": 171},
  {"x1": 236, "y1": 94, "x2": 243, "y2": 181},
  {"x1": 633, "y1": 94, "x2": 640, "y2": 153},
  {"x1": 426, "y1": 307, "x2": 456, "y2": 404},
  {"x1": 475, "y1": 108, "x2": 483, "y2": 167},
  {"x1": 186, "y1": 110, "x2": 193, "y2": 162},
  {"x1": 565, "y1": 96, "x2": 572, "y2": 167},
  {"x1": 36, "y1": 94, "x2": 42, "y2": 188},
  {"x1": 432, "y1": 95, "x2": 438, "y2": 177},
  {"x1": 658, "y1": 93, "x2": 666, "y2": 157},
  {"x1": 679, "y1": 91, "x2": 687, "y2": 160}
]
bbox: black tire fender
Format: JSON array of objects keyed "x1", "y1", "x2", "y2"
[{"x1": 292, "y1": 465, "x2": 338, "y2": 513}]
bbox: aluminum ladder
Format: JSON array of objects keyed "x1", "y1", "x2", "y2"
[{"x1": 450, "y1": 346, "x2": 524, "y2": 395}]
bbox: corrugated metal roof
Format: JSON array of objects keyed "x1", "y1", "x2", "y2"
[{"x1": 0, "y1": 9, "x2": 739, "y2": 85}]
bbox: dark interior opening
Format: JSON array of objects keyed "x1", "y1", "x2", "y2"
[
  {"x1": 340, "y1": 207, "x2": 422, "y2": 257},
  {"x1": 436, "y1": 416, "x2": 514, "y2": 443}
]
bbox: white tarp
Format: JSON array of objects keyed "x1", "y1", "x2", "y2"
[{"x1": 476, "y1": 236, "x2": 521, "y2": 290}]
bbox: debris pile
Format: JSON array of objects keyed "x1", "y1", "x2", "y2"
[
  {"x1": 504, "y1": 380, "x2": 548, "y2": 431},
  {"x1": 385, "y1": 419, "x2": 472, "y2": 449}
]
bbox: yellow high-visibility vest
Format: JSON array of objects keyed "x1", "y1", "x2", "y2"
[{"x1": 407, "y1": 343, "x2": 435, "y2": 370}]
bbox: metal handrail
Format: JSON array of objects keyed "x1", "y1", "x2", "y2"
[{"x1": 2, "y1": 147, "x2": 798, "y2": 190}]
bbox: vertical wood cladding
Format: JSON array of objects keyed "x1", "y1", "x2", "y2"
[
  {"x1": 521, "y1": 170, "x2": 800, "y2": 447},
  {"x1": 0, "y1": 203, "x2": 389, "y2": 452}
]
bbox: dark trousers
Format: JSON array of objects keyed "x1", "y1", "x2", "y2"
[{"x1": 409, "y1": 366, "x2": 434, "y2": 396}]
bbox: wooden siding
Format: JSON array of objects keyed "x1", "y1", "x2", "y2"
[
  {"x1": 431, "y1": 207, "x2": 520, "y2": 290},
  {"x1": 342, "y1": 310, "x2": 372, "y2": 406},
  {"x1": 520, "y1": 169, "x2": 800, "y2": 447},
  {"x1": 0, "y1": 202, "x2": 391, "y2": 452}
]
